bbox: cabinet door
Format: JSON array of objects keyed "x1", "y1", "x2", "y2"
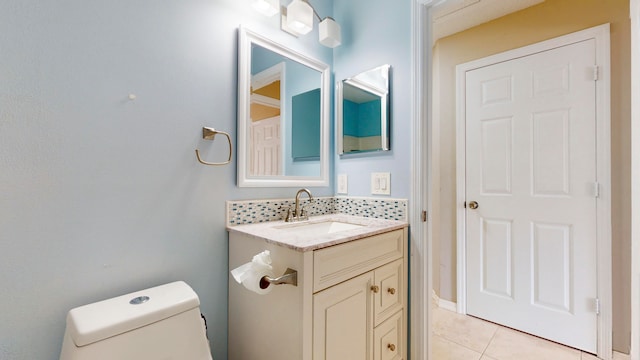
[
  {"x1": 373, "y1": 310, "x2": 403, "y2": 360},
  {"x1": 373, "y1": 259, "x2": 404, "y2": 326},
  {"x1": 313, "y1": 272, "x2": 374, "y2": 360}
]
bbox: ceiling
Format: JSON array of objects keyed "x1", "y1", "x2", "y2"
[{"x1": 432, "y1": 0, "x2": 545, "y2": 41}]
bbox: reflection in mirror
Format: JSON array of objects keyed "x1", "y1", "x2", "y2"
[
  {"x1": 237, "y1": 27, "x2": 330, "y2": 187},
  {"x1": 337, "y1": 64, "x2": 391, "y2": 155}
]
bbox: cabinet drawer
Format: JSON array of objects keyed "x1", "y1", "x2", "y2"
[
  {"x1": 374, "y1": 259, "x2": 403, "y2": 326},
  {"x1": 374, "y1": 310, "x2": 403, "y2": 360},
  {"x1": 313, "y1": 230, "x2": 404, "y2": 292}
]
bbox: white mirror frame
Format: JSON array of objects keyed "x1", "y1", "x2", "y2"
[{"x1": 237, "y1": 27, "x2": 330, "y2": 187}]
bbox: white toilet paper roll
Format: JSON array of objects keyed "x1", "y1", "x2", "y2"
[
  {"x1": 241, "y1": 267, "x2": 275, "y2": 295},
  {"x1": 231, "y1": 250, "x2": 275, "y2": 295}
]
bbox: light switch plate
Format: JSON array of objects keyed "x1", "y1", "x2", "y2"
[
  {"x1": 371, "y1": 172, "x2": 391, "y2": 195},
  {"x1": 337, "y1": 174, "x2": 348, "y2": 194}
]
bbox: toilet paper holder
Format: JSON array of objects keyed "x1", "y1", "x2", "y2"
[{"x1": 259, "y1": 268, "x2": 298, "y2": 289}]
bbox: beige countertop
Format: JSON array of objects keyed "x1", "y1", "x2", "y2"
[{"x1": 226, "y1": 214, "x2": 408, "y2": 251}]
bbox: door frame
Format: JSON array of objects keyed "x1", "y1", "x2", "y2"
[
  {"x1": 455, "y1": 24, "x2": 612, "y2": 359},
  {"x1": 409, "y1": 1, "x2": 432, "y2": 359},
  {"x1": 631, "y1": 2, "x2": 640, "y2": 360}
]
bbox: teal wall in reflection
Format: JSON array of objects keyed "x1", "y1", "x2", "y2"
[
  {"x1": 292, "y1": 88, "x2": 321, "y2": 159},
  {"x1": 343, "y1": 99, "x2": 382, "y2": 137}
]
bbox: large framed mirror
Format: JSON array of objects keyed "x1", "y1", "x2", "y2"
[
  {"x1": 237, "y1": 27, "x2": 330, "y2": 187},
  {"x1": 337, "y1": 64, "x2": 391, "y2": 155}
]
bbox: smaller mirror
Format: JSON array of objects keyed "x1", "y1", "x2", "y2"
[{"x1": 337, "y1": 64, "x2": 391, "y2": 155}]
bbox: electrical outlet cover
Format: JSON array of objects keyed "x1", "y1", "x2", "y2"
[{"x1": 337, "y1": 174, "x2": 348, "y2": 194}]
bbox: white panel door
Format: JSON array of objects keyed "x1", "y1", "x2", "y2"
[
  {"x1": 249, "y1": 116, "x2": 281, "y2": 176},
  {"x1": 465, "y1": 39, "x2": 598, "y2": 352}
]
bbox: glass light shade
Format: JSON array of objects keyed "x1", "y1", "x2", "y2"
[
  {"x1": 252, "y1": 0, "x2": 279, "y2": 16},
  {"x1": 286, "y1": 0, "x2": 313, "y2": 35},
  {"x1": 319, "y1": 17, "x2": 341, "y2": 48}
]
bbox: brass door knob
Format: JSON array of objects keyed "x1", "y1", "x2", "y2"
[
  {"x1": 468, "y1": 201, "x2": 479, "y2": 210},
  {"x1": 388, "y1": 343, "x2": 396, "y2": 351},
  {"x1": 387, "y1": 287, "x2": 396, "y2": 295},
  {"x1": 371, "y1": 285, "x2": 380, "y2": 293}
]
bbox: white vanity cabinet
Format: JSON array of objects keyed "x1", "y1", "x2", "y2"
[{"x1": 228, "y1": 217, "x2": 407, "y2": 360}]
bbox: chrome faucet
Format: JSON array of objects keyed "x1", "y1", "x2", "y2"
[{"x1": 286, "y1": 188, "x2": 314, "y2": 222}]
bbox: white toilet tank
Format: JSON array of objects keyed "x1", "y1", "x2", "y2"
[{"x1": 60, "y1": 281, "x2": 213, "y2": 360}]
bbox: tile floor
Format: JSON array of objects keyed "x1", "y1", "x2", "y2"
[{"x1": 432, "y1": 305, "x2": 631, "y2": 360}]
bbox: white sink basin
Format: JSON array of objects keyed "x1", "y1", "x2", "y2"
[{"x1": 275, "y1": 220, "x2": 364, "y2": 235}]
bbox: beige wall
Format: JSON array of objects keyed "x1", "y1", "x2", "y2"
[{"x1": 432, "y1": 0, "x2": 631, "y2": 352}]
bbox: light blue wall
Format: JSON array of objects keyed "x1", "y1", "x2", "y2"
[
  {"x1": 0, "y1": 0, "x2": 333, "y2": 359},
  {"x1": 0, "y1": 0, "x2": 413, "y2": 358},
  {"x1": 333, "y1": 0, "x2": 412, "y2": 198}
]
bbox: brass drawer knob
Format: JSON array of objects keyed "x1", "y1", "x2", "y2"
[
  {"x1": 388, "y1": 343, "x2": 396, "y2": 351},
  {"x1": 371, "y1": 285, "x2": 380, "y2": 293},
  {"x1": 387, "y1": 287, "x2": 396, "y2": 295}
]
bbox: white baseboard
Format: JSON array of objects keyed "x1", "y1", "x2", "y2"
[{"x1": 432, "y1": 290, "x2": 458, "y2": 313}]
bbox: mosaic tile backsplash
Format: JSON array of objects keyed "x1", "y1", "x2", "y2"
[{"x1": 226, "y1": 196, "x2": 408, "y2": 226}]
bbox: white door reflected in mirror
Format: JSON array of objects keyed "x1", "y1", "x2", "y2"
[{"x1": 249, "y1": 63, "x2": 283, "y2": 176}]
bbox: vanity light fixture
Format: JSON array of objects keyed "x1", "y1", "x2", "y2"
[
  {"x1": 286, "y1": 0, "x2": 313, "y2": 34},
  {"x1": 319, "y1": 17, "x2": 341, "y2": 48},
  {"x1": 252, "y1": 0, "x2": 341, "y2": 48},
  {"x1": 252, "y1": 0, "x2": 279, "y2": 16}
]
